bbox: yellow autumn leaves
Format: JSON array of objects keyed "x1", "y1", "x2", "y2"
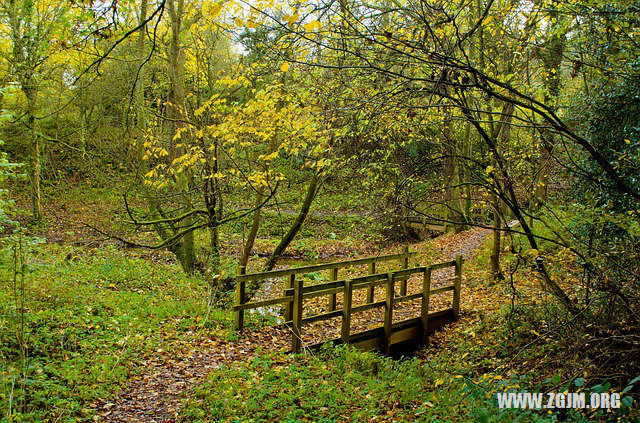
[{"x1": 143, "y1": 75, "x2": 331, "y2": 190}]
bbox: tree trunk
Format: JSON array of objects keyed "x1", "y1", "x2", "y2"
[
  {"x1": 135, "y1": 0, "x2": 148, "y2": 132},
  {"x1": 489, "y1": 196, "x2": 502, "y2": 280},
  {"x1": 263, "y1": 172, "x2": 319, "y2": 273},
  {"x1": 488, "y1": 99, "x2": 514, "y2": 281},
  {"x1": 535, "y1": 3, "x2": 566, "y2": 205},
  {"x1": 240, "y1": 192, "x2": 263, "y2": 268},
  {"x1": 166, "y1": 0, "x2": 195, "y2": 273},
  {"x1": 462, "y1": 121, "x2": 473, "y2": 228},
  {"x1": 26, "y1": 90, "x2": 41, "y2": 221}
]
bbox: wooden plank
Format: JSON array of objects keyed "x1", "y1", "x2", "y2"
[
  {"x1": 424, "y1": 309, "x2": 455, "y2": 335},
  {"x1": 341, "y1": 279, "x2": 353, "y2": 343},
  {"x1": 351, "y1": 300, "x2": 386, "y2": 314},
  {"x1": 293, "y1": 300, "x2": 386, "y2": 326},
  {"x1": 393, "y1": 266, "x2": 427, "y2": 279},
  {"x1": 301, "y1": 309, "x2": 342, "y2": 325},
  {"x1": 390, "y1": 323, "x2": 422, "y2": 344},
  {"x1": 453, "y1": 254, "x2": 463, "y2": 320},
  {"x1": 302, "y1": 271, "x2": 389, "y2": 294},
  {"x1": 425, "y1": 224, "x2": 446, "y2": 232},
  {"x1": 303, "y1": 278, "x2": 345, "y2": 293},
  {"x1": 237, "y1": 250, "x2": 417, "y2": 282},
  {"x1": 283, "y1": 272, "x2": 390, "y2": 298},
  {"x1": 284, "y1": 274, "x2": 295, "y2": 322},
  {"x1": 406, "y1": 218, "x2": 446, "y2": 231},
  {"x1": 366, "y1": 262, "x2": 376, "y2": 303},
  {"x1": 304, "y1": 310, "x2": 456, "y2": 352},
  {"x1": 383, "y1": 273, "x2": 394, "y2": 354},
  {"x1": 351, "y1": 274, "x2": 389, "y2": 289},
  {"x1": 291, "y1": 277, "x2": 304, "y2": 353},
  {"x1": 328, "y1": 268, "x2": 338, "y2": 311},
  {"x1": 234, "y1": 266, "x2": 246, "y2": 332},
  {"x1": 304, "y1": 310, "x2": 457, "y2": 353},
  {"x1": 421, "y1": 267, "x2": 431, "y2": 345},
  {"x1": 351, "y1": 335, "x2": 385, "y2": 351},
  {"x1": 392, "y1": 292, "x2": 422, "y2": 305},
  {"x1": 285, "y1": 285, "x2": 343, "y2": 299},
  {"x1": 429, "y1": 285, "x2": 455, "y2": 295},
  {"x1": 233, "y1": 295, "x2": 293, "y2": 311},
  {"x1": 429, "y1": 260, "x2": 457, "y2": 271},
  {"x1": 304, "y1": 286, "x2": 342, "y2": 300}
]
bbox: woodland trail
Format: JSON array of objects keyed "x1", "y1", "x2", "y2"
[{"x1": 98, "y1": 227, "x2": 491, "y2": 422}]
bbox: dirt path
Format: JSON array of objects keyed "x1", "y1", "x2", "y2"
[
  {"x1": 97, "y1": 227, "x2": 491, "y2": 422},
  {"x1": 98, "y1": 327, "x2": 291, "y2": 422}
]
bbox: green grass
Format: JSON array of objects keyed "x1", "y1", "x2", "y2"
[
  {"x1": 181, "y1": 345, "x2": 439, "y2": 422},
  {"x1": 0, "y1": 241, "x2": 235, "y2": 421},
  {"x1": 179, "y1": 344, "x2": 569, "y2": 423}
]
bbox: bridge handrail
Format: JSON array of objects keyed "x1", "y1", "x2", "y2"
[
  {"x1": 236, "y1": 250, "x2": 417, "y2": 282},
  {"x1": 233, "y1": 253, "x2": 464, "y2": 353}
]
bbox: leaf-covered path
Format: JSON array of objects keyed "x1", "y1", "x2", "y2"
[{"x1": 98, "y1": 227, "x2": 490, "y2": 422}]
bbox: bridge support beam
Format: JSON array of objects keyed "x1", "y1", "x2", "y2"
[
  {"x1": 420, "y1": 267, "x2": 431, "y2": 345},
  {"x1": 341, "y1": 279, "x2": 353, "y2": 343},
  {"x1": 384, "y1": 273, "x2": 394, "y2": 354},
  {"x1": 453, "y1": 255, "x2": 463, "y2": 320},
  {"x1": 291, "y1": 277, "x2": 304, "y2": 353},
  {"x1": 234, "y1": 266, "x2": 247, "y2": 332}
]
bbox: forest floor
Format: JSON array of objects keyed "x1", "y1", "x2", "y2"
[
  {"x1": 5, "y1": 185, "x2": 635, "y2": 422},
  {"x1": 97, "y1": 227, "x2": 491, "y2": 422}
]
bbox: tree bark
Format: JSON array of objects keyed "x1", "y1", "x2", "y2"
[
  {"x1": 240, "y1": 192, "x2": 263, "y2": 268},
  {"x1": 26, "y1": 89, "x2": 41, "y2": 221},
  {"x1": 163, "y1": 0, "x2": 195, "y2": 273},
  {"x1": 263, "y1": 172, "x2": 319, "y2": 273},
  {"x1": 535, "y1": 3, "x2": 566, "y2": 205}
]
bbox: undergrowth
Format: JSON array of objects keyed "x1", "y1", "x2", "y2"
[{"x1": 0, "y1": 241, "x2": 237, "y2": 421}]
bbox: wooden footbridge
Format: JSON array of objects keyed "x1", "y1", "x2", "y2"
[{"x1": 234, "y1": 247, "x2": 463, "y2": 354}]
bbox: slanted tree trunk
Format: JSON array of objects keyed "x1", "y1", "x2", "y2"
[
  {"x1": 240, "y1": 192, "x2": 263, "y2": 268},
  {"x1": 263, "y1": 172, "x2": 319, "y2": 273}
]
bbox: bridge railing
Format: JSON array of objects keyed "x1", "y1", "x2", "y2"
[
  {"x1": 233, "y1": 246, "x2": 416, "y2": 331},
  {"x1": 233, "y1": 249, "x2": 463, "y2": 353}
]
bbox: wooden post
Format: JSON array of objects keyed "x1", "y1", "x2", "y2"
[
  {"x1": 384, "y1": 272, "x2": 394, "y2": 354},
  {"x1": 453, "y1": 254, "x2": 463, "y2": 320},
  {"x1": 366, "y1": 262, "x2": 376, "y2": 303},
  {"x1": 341, "y1": 279, "x2": 353, "y2": 344},
  {"x1": 420, "y1": 267, "x2": 431, "y2": 345},
  {"x1": 234, "y1": 266, "x2": 247, "y2": 332},
  {"x1": 285, "y1": 274, "x2": 295, "y2": 322},
  {"x1": 328, "y1": 267, "x2": 338, "y2": 311},
  {"x1": 291, "y1": 277, "x2": 304, "y2": 353},
  {"x1": 399, "y1": 245, "x2": 409, "y2": 296}
]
